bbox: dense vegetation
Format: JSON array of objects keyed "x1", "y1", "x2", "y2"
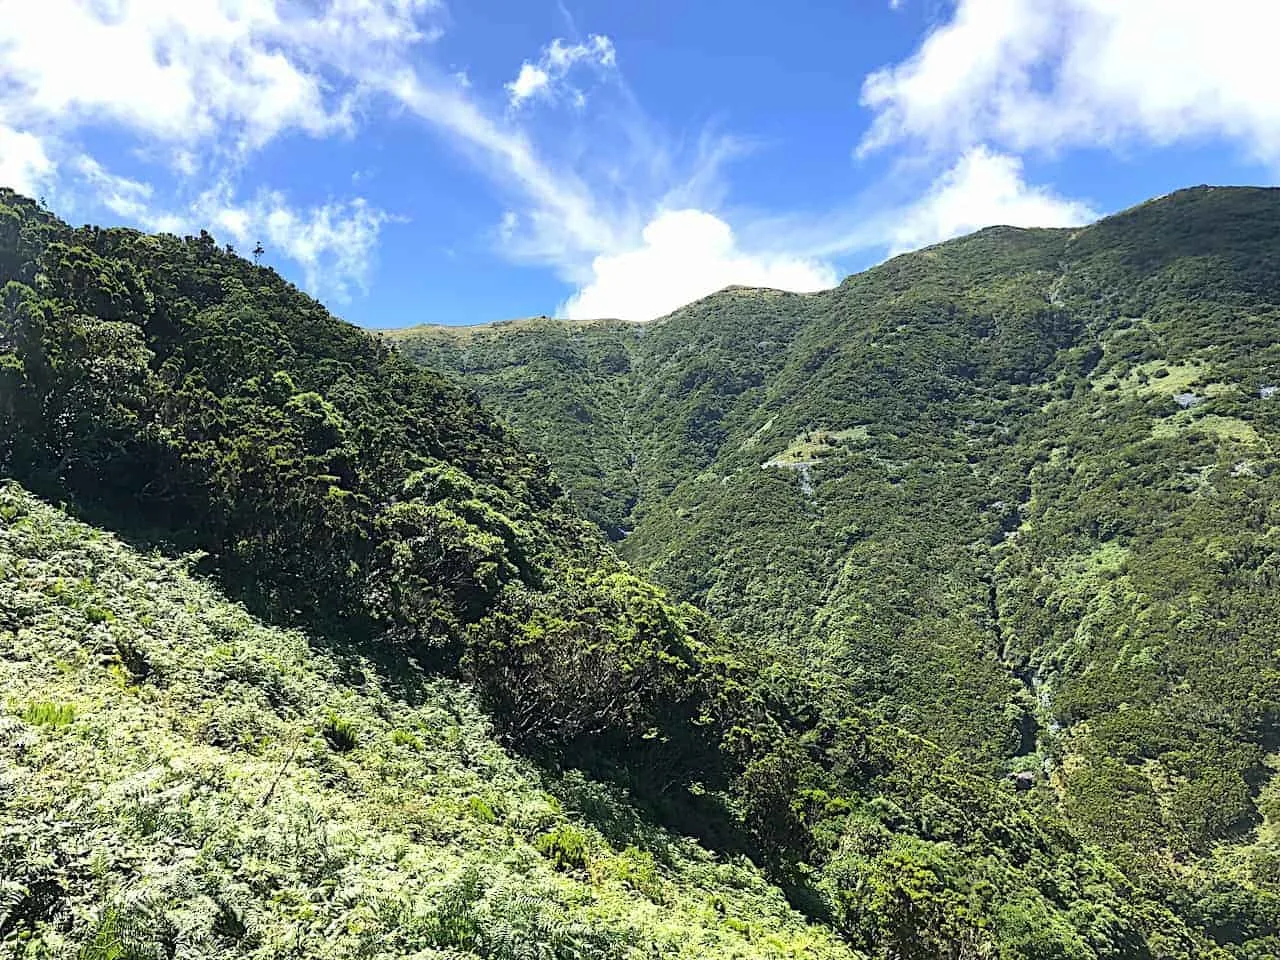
[
  {"x1": 4, "y1": 185, "x2": 1277, "y2": 956},
  {"x1": 0, "y1": 483, "x2": 861, "y2": 958},
  {"x1": 7, "y1": 186, "x2": 1223, "y2": 959},
  {"x1": 395, "y1": 186, "x2": 1280, "y2": 957}
]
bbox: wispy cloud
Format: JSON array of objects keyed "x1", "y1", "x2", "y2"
[
  {"x1": 386, "y1": 69, "x2": 625, "y2": 267},
  {"x1": 74, "y1": 156, "x2": 168, "y2": 225},
  {"x1": 505, "y1": 35, "x2": 617, "y2": 109},
  {"x1": 72, "y1": 152, "x2": 392, "y2": 297},
  {"x1": 197, "y1": 188, "x2": 393, "y2": 299}
]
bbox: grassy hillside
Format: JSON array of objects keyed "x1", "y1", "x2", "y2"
[
  {"x1": 392, "y1": 186, "x2": 1280, "y2": 957},
  {"x1": 0, "y1": 482, "x2": 860, "y2": 959}
]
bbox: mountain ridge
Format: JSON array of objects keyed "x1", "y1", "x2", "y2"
[
  {"x1": 385, "y1": 185, "x2": 1269, "y2": 342},
  {"x1": 393, "y1": 183, "x2": 1280, "y2": 958}
]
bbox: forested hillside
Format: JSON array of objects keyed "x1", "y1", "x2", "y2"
[
  {"x1": 395, "y1": 186, "x2": 1280, "y2": 958},
  {"x1": 3, "y1": 186, "x2": 1240, "y2": 958}
]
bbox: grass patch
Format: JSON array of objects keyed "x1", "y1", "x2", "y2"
[
  {"x1": 535, "y1": 823, "x2": 590, "y2": 872},
  {"x1": 15, "y1": 700, "x2": 76, "y2": 726},
  {"x1": 1093, "y1": 357, "x2": 1234, "y2": 404},
  {"x1": 767, "y1": 427, "x2": 869, "y2": 464},
  {"x1": 1151, "y1": 413, "x2": 1260, "y2": 444}
]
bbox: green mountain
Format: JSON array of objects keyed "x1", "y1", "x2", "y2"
[
  {"x1": 393, "y1": 186, "x2": 1280, "y2": 957},
  {"x1": 2, "y1": 184, "x2": 1275, "y2": 958}
]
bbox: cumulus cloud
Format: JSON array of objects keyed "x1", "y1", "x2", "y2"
[
  {"x1": 507, "y1": 64, "x2": 551, "y2": 106},
  {"x1": 0, "y1": 0, "x2": 444, "y2": 161},
  {"x1": 506, "y1": 35, "x2": 617, "y2": 108},
  {"x1": 561, "y1": 209, "x2": 836, "y2": 321},
  {"x1": 860, "y1": 0, "x2": 1280, "y2": 165},
  {"x1": 0, "y1": 0, "x2": 349, "y2": 156},
  {"x1": 886, "y1": 146, "x2": 1097, "y2": 254}
]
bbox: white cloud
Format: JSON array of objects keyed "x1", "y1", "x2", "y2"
[
  {"x1": 0, "y1": 0, "x2": 445, "y2": 168},
  {"x1": 0, "y1": 0, "x2": 334, "y2": 155},
  {"x1": 561, "y1": 208, "x2": 836, "y2": 321},
  {"x1": 244, "y1": 195, "x2": 390, "y2": 297},
  {"x1": 507, "y1": 64, "x2": 552, "y2": 107},
  {"x1": 0, "y1": 126, "x2": 54, "y2": 196},
  {"x1": 506, "y1": 35, "x2": 617, "y2": 108},
  {"x1": 860, "y1": 0, "x2": 1280, "y2": 165},
  {"x1": 886, "y1": 147, "x2": 1096, "y2": 254}
]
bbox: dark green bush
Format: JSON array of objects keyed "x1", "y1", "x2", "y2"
[{"x1": 322, "y1": 713, "x2": 358, "y2": 752}]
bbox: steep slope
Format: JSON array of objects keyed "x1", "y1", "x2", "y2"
[
  {"x1": 0, "y1": 188, "x2": 1237, "y2": 958},
  {"x1": 0, "y1": 482, "x2": 859, "y2": 959},
  {"x1": 386, "y1": 316, "x2": 644, "y2": 538},
  {"x1": 392, "y1": 186, "x2": 1280, "y2": 957}
]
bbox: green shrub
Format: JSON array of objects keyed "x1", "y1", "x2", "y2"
[
  {"x1": 422, "y1": 868, "x2": 483, "y2": 949},
  {"x1": 113, "y1": 637, "x2": 152, "y2": 683},
  {"x1": 78, "y1": 904, "x2": 175, "y2": 960},
  {"x1": 607, "y1": 846, "x2": 663, "y2": 900},
  {"x1": 466, "y1": 795, "x2": 497, "y2": 824},
  {"x1": 84, "y1": 604, "x2": 114, "y2": 624},
  {"x1": 322, "y1": 713, "x2": 359, "y2": 752},
  {"x1": 391, "y1": 729, "x2": 423, "y2": 750},
  {"x1": 534, "y1": 824, "x2": 590, "y2": 872}
]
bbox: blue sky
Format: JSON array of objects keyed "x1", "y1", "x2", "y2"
[{"x1": 1, "y1": 0, "x2": 1277, "y2": 326}]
